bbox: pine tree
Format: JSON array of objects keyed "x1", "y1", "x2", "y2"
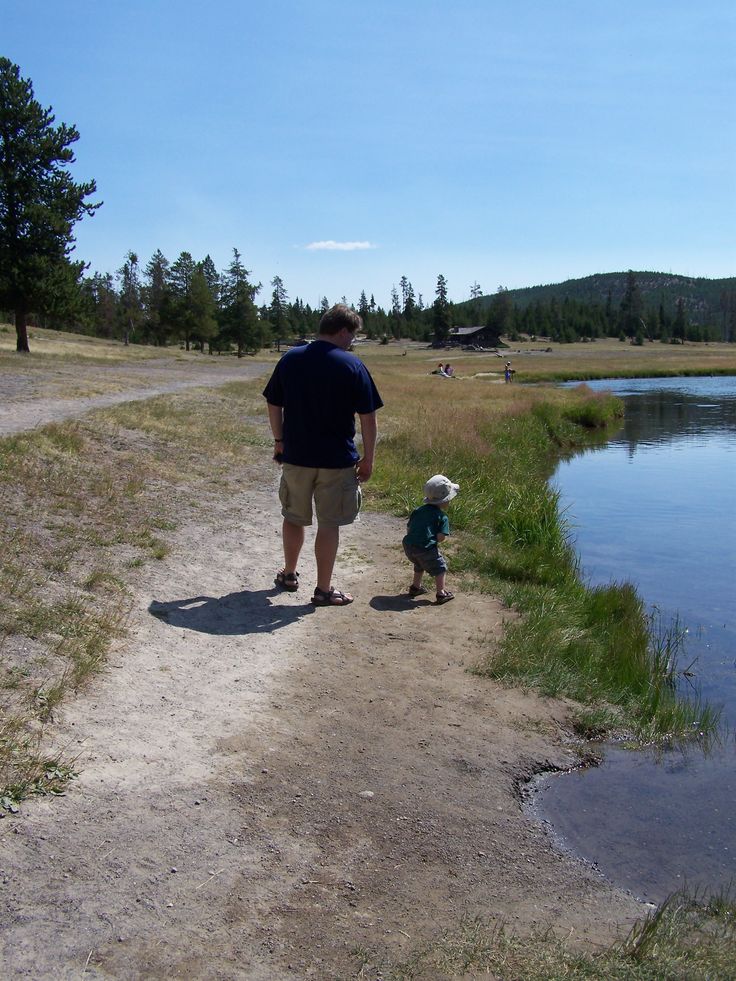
[
  {"x1": 117, "y1": 252, "x2": 142, "y2": 345},
  {"x1": 0, "y1": 57, "x2": 100, "y2": 351},
  {"x1": 190, "y1": 265, "x2": 218, "y2": 352},
  {"x1": 220, "y1": 248, "x2": 262, "y2": 356},
  {"x1": 432, "y1": 274, "x2": 451, "y2": 345},
  {"x1": 142, "y1": 250, "x2": 171, "y2": 346},
  {"x1": 169, "y1": 251, "x2": 197, "y2": 349},
  {"x1": 269, "y1": 275, "x2": 290, "y2": 336}
]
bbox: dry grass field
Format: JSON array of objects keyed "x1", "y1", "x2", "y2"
[{"x1": 356, "y1": 335, "x2": 736, "y2": 384}]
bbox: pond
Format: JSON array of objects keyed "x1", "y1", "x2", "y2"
[{"x1": 531, "y1": 376, "x2": 736, "y2": 903}]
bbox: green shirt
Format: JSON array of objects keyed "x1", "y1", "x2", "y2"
[{"x1": 403, "y1": 503, "x2": 450, "y2": 549}]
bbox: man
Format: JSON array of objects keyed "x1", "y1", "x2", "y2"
[{"x1": 262, "y1": 304, "x2": 383, "y2": 606}]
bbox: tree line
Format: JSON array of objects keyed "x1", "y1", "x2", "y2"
[{"x1": 457, "y1": 273, "x2": 736, "y2": 345}]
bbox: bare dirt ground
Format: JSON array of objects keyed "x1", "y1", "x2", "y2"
[{"x1": 0, "y1": 360, "x2": 643, "y2": 979}]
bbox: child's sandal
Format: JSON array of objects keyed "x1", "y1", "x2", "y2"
[
  {"x1": 436, "y1": 590, "x2": 455, "y2": 605},
  {"x1": 409, "y1": 585, "x2": 428, "y2": 597}
]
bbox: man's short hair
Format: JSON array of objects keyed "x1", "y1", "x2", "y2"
[{"x1": 319, "y1": 303, "x2": 363, "y2": 337}]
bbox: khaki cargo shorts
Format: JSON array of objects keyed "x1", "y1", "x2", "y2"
[{"x1": 279, "y1": 463, "x2": 362, "y2": 527}]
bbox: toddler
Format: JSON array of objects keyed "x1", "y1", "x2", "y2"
[{"x1": 403, "y1": 473, "x2": 459, "y2": 605}]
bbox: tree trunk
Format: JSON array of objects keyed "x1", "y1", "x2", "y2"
[{"x1": 15, "y1": 307, "x2": 30, "y2": 353}]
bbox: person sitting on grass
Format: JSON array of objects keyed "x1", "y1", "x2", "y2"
[{"x1": 402, "y1": 474, "x2": 459, "y2": 605}]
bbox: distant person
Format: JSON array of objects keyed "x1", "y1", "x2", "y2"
[
  {"x1": 504, "y1": 361, "x2": 514, "y2": 383},
  {"x1": 444, "y1": 363, "x2": 455, "y2": 377},
  {"x1": 403, "y1": 474, "x2": 460, "y2": 605},
  {"x1": 262, "y1": 304, "x2": 384, "y2": 606},
  {"x1": 431, "y1": 362, "x2": 448, "y2": 376}
]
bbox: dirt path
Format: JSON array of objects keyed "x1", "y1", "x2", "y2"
[{"x1": 0, "y1": 367, "x2": 643, "y2": 978}]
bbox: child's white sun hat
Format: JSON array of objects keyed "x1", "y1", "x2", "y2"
[{"x1": 423, "y1": 474, "x2": 460, "y2": 505}]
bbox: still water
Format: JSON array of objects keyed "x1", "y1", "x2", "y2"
[{"x1": 532, "y1": 376, "x2": 736, "y2": 902}]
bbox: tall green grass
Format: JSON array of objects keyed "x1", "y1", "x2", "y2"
[{"x1": 371, "y1": 386, "x2": 716, "y2": 744}]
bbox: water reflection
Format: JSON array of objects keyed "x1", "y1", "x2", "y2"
[
  {"x1": 535, "y1": 376, "x2": 736, "y2": 902},
  {"x1": 573, "y1": 376, "x2": 736, "y2": 450}
]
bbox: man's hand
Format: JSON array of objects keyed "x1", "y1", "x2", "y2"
[{"x1": 356, "y1": 458, "x2": 373, "y2": 483}]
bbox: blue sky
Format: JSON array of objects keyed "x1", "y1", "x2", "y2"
[{"x1": 3, "y1": 0, "x2": 735, "y2": 309}]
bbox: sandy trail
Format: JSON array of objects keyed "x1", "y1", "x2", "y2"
[{"x1": 0, "y1": 364, "x2": 642, "y2": 978}]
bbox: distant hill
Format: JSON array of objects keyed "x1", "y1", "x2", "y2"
[{"x1": 474, "y1": 271, "x2": 736, "y2": 324}]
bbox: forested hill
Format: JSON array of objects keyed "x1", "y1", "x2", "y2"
[{"x1": 497, "y1": 271, "x2": 735, "y2": 320}]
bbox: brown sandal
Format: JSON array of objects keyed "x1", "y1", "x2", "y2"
[
  {"x1": 311, "y1": 586, "x2": 354, "y2": 606},
  {"x1": 436, "y1": 590, "x2": 455, "y2": 605},
  {"x1": 275, "y1": 569, "x2": 299, "y2": 591}
]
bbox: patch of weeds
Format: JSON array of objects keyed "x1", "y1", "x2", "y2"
[
  {"x1": 42, "y1": 545, "x2": 75, "y2": 574},
  {"x1": 82, "y1": 569, "x2": 128, "y2": 593},
  {"x1": 0, "y1": 721, "x2": 77, "y2": 811},
  {"x1": 130, "y1": 527, "x2": 169, "y2": 559},
  {"x1": 149, "y1": 516, "x2": 177, "y2": 532}
]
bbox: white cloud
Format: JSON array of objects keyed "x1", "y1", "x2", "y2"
[{"x1": 304, "y1": 240, "x2": 376, "y2": 252}]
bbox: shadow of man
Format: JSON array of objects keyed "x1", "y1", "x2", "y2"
[{"x1": 149, "y1": 587, "x2": 314, "y2": 636}]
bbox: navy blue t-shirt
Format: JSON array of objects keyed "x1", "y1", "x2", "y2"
[{"x1": 262, "y1": 340, "x2": 384, "y2": 468}]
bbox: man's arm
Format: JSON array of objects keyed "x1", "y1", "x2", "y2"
[
  {"x1": 356, "y1": 411, "x2": 377, "y2": 482},
  {"x1": 267, "y1": 402, "x2": 285, "y2": 461}
]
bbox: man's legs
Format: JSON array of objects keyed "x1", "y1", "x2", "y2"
[
  {"x1": 315, "y1": 524, "x2": 353, "y2": 597},
  {"x1": 282, "y1": 519, "x2": 305, "y2": 574}
]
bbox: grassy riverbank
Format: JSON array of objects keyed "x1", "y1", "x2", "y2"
[{"x1": 364, "y1": 345, "x2": 726, "y2": 744}]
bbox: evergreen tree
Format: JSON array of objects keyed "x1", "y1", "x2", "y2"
[
  {"x1": 0, "y1": 57, "x2": 100, "y2": 351},
  {"x1": 142, "y1": 249, "x2": 171, "y2": 345},
  {"x1": 358, "y1": 290, "x2": 370, "y2": 326},
  {"x1": 169, "y1": 251, "x2": 197, "y2": 349},
  {"x1": 269, "y1": 275, "x2": 290, "y2": 336},
  {"x1": 432, "y1": 274, "x2": 451, "y2": 345},
  {"x1": 200, "y1": 255, "x2": 220, "y2": 309},
  {"x1": 390, "y1": 285, "x2": 401, "y2": 318},
  {"x1": 190, "y1": 265, "x2": 219, "y2": 351},
  {"x1": 403, "y1": 279, "x2": 416, "y2": 324},
  {"x1": 220, "y1": 248, "x2": 262, "y2": 356},
  {"x1": 117, "y1": 251, "x2": 142, "y2": 345}
]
